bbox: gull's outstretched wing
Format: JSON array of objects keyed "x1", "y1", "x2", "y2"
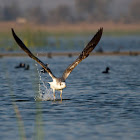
[
  {"x1": 11, "y1": 28, "x2": 56, "y2": 79},
  {"x1": 62, "y1": 27, "x2": 103, "y2": 80}
]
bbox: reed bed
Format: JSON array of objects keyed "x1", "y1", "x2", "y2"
[{"x1": 0, "y1": 21, "x2": 140, "y2": 52}]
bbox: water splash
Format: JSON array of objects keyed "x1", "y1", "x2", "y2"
[{"x1": 34, "y1": 63, "x2": 54, "y2": 101}]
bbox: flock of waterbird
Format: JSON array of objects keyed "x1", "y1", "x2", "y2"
[
  {"x1": 15, "y1": 62, "x2": 30, "y2": 70},
  {"x1": 12, "y1": 27, "x2": 110, "y2": 100}
]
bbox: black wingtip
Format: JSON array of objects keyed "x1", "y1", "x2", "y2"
[
  {"x1": 100, "y1": 27, "x2": 103, "y2": 30},
  {"x1": 11, "y1": 28, "x2": 24, "y2": 47},
  {"x1": 89, "y1": 27, "x2": 103, "y2": 46},
  {"x1": 99, "y1": 27, "x2": 103, "y2": 34},
  {"x1": 11, "y1": 28, "x2": 17, "y2": 40},
  {"x1": 96, "y1": 27, "x2": 103, "y2": 40},
  {"x1": 11, "y1": 28, "x2": 14, "y2": 35}
]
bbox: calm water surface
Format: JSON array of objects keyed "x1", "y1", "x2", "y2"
[{"x1": 0, "y1": 55, "x2": 140, "y2": 140}]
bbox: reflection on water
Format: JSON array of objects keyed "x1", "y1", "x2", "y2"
[{"x1": 0, "y1": 55, "x2": 140, "y2": 140}]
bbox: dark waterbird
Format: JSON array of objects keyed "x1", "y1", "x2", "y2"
[
  {"x1": 12, "y1": 28, "x2": 103, "y2": 100},
  {"x1": 15, "y1": 63, "x2": 25, "y2": 68},
  {"x1": 25, "y1": 64, "x2": 30, "y2": 70},
  {"x1": 40, "y1": 64, "x2": 48, "y2": 73},
  {"x1": 102, "y1": 67, "x2": 110, "y2": 74}
]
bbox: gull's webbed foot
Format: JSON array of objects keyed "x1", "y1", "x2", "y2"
[
  {"x1": 60, "y1": 90, "x2": 62, "y2": 101},
  {"x1": 53, "y1": 89, "x2": 56, "y2": 101}
]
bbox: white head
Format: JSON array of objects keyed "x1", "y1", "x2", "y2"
[{"x1": 60, "y1": 82, "x2": 66, "y2": 89}]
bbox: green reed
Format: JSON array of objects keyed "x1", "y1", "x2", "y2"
[
  {"x1": 0, "y1": 30, "x2": 48, "y2": 51},
  {"x1": 1, "y1": 28, "x2": 140, "y2": 52},
  {"x1": 4, "y1": 65, "x2": 27, "y2": 140},
  {"x1": 32, "y1": 61, "x2": 44, "y2": 140},
  {"x1": 3, "y1": 60, "x2": 44, "y2": 140}
]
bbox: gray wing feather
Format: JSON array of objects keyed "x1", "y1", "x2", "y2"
[
  {"x1": 11, "y1": 28, "x2": 56, "y2": 79},
  {"x1": 62, "y1": 27, "x2": 103, "y2": 80}
]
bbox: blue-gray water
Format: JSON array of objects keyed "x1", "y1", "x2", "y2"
[
  {"x1": 1, "y1": 35, "x2": 140, "y2": 52},
  {"x1": 0, "y1": 54, "x2": 140, "y2": 140}
]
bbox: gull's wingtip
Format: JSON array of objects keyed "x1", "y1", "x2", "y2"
[
  {"x1": 97, "y1": 27, "x2": 103, "y2": 38},
  {"x1": 11, "y1": 28, "x2": 14, "y2": 33},
  {"x1": 99, "y1": 27, "x2": 103, "y2": 33},
  {"x1": 11, "y1": 28, "x2": 16, "y2": 37}
]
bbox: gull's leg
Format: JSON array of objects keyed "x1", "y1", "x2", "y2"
[
  {"x1": 60, "y1": 90, "x2": 62, "y2": 101},
  {"x1": 53, "y1": 88, "x2": 56, "y2": 101}
]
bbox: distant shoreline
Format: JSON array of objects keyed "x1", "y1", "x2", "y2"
[
  {"x1": 0, "y1": 51, "x2": 140, "y2": 58},
  {"x1": 1, "y1": 21, "x2": 140, "y2": 35}
]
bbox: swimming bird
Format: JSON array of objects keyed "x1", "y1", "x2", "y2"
[
  {"x1": 25, "y1": 64, "x2": 30, "y2": 70},
  {"x1": 102, "y1": 67, "x2": 110, "y2": 74},
  {"x1": 15, "y1": 63, "x2": 25, "y2": 68},
  {"x1": 11, "y1": 28, "x2": 103, "y2": 100},
  {"x1": 40, "y1": 64, "x2": 48, "y2": 73}
]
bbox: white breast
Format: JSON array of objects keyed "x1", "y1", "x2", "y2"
[{"x1": 48, "y1": 80, "x2": 66, "y2": 90}]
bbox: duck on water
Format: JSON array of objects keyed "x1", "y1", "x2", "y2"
[{"x1": 102, "y1": 67, "x2": 110, "y2": 74}]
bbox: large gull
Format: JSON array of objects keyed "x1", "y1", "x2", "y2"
[{"x1": 12, "y1": 28, "x2": 103, "y2": 100}]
